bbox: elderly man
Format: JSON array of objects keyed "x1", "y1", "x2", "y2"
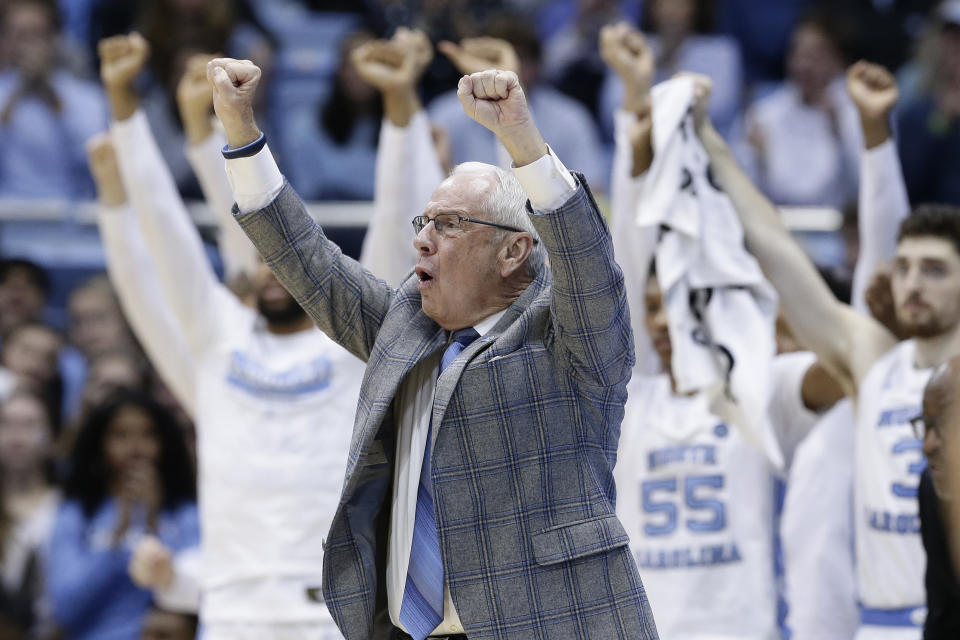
[
  {"x1": 207, "y1": 58, "x2": 658, "y2": 640},
  {"x1": 916, "y1": 357, "x2": 960, "y2": 638}
]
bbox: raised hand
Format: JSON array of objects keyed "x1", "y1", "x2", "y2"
[
  {"x1": 438, "y1": 37, "x2": 519, "y2": 76},
  {"x1": 351, "y1": 33, "x2": 429, "y2": 95},
  {"x1": 676, "y1": 72, "x2": 713, "y2": 134},
  {"x1": 350, "y1": 28, "x2": 433, "y2": 127},
  {"x1": 177, "y1": 52, "x2": 216, "y2": 145},
  {"x1": 206, "y1": 57, "x2": 263, "y2": 149},
  {"x1": 458, "y1": 69, "x2": 545, "y2": 166},
  {"x1": 129, "y1": 536, "x2": 174, "y2": 589},
  {"x1": 86, "y1": 134, "x2": 126, "y2": 207},
  {"x1": 846, "y1": 61, "x2": 898, "y2": 148},
  {"x1": 98, "y1": 32, "x2": 150, "y2": 90},
  {"x1": 599, "y1": 22, "x2": 655, "y2": 113},
  {"x1": 98, "y1": 32, "x2": 150, "y2": 120}
]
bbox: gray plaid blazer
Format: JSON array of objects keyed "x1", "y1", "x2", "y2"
[{"x1": 235, "y1": 177, "x2": 659, "y2": 640}]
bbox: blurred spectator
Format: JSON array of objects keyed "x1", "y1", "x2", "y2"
[
  {"x1": 540, "y1": 0, "x2": 624, "y2": 123},
  {"x1": 280, "y1": 29, "x2": 381, "y2": 200},
  {"x1": 817, "y1": 0, "x2": 941, "y2": 72},
  {"x1": 0, "y1": 259, "x2": 50, "y2": 338},
  {"x1": 66, "y1": 275, "x2": 134, "y2": 363},
  {"x1": 736, "y1": 10, "x2": 862, "y2": 208},
  {"x1": 79, "y1": 350, "x2": 147, "y2": 420},
  {"x1": 46, "y1": 390, "x2": 198, "y2": 640},
  {"x1": 430, "y1": 21, "x2": 608, "y2": 190},
  {"x1": 0, "y1": 390, "x2": 59, "y2": 639},
  {"x1": 0, "y1": 0, "x2": 107, "y2": 198},
  {"x1": 600, "y1": 0, "x2": 743, "y2": 137},
  {"x1": 0, "y1": 324, "x2": 64, "y2": 435},
  {"x1": 138, "y1": 606, "x2": 196, "y2": 640},
  {"x1": 715, "y1": 0, "x2": 814, "y2": 83},
  {"x1": 63, "y1": 275, "x2": 136, "y2": 420},
  {"x1": 897, "y1": 0, "x2": 960, "y2": 207}
]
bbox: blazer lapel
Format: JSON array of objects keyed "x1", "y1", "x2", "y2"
[{"x1": 429, "y1": 271, "x2": 551, "y2": 451}]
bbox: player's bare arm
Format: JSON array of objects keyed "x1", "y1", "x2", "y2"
[{"x1": 694, "y1": 80, "x2": 897, "y2": 398}]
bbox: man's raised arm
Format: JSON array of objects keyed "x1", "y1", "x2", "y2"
[
  {"x1": 207, "y1": 58, "x2": 393, "y2": 362},
  {"x1": 458, "y1": 69, "x2": 634, "y2": 386},
  {"x1": 847, "y1": 61, "x2": 910, "y2": 311},
  {"x1": 601, "y1": 22, "x2": 658, "y2": 372},
  {"x1": 695, "y1": 81, "x2": 896, "y2": 395}
]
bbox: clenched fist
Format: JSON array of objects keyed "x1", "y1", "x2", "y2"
[
  {"x1": 98, "y1": 32, "x2": 149, "y2": 91},
  {"x1": 847, "y1": 60, "x2": 898, "y2": 149},
  {"x1": 457, "y1": 69, "x2": 531, "y2": 135},
  {"x1": 458, "y1": 69, "x2": 545, "y2": 166},
  {"x1": 351, "y1": 29, "x2": 432, "y2": 95},
  {"x1": 847, "y1": 61, "x2": 898, "y2": 120},
  {"x1": 206, "y1": 57, "x2": 263, "y2": 149},
  {"x1": 599, "y1": 22, "x2": 655, "y2": 114},
  {"x1": 178, "y1": 53, "x2": 216, "y2": 145}
]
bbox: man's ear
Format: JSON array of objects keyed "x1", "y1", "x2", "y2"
[{"x1": 499, "y1": 234, "x2": 534, "y2": 278}]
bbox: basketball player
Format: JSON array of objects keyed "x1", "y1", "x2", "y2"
[{"x1": 695, "y1": 50, "x2": 960, "y2": 640}]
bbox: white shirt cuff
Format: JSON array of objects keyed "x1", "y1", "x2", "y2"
[
  {"x1": 225, "y1": 144, "x2": 285, "y2": 213},
  {"x1": 511, "y1": 145, "x2": 577, "y2": 212}
]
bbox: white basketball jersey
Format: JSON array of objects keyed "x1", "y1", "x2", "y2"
[
  {"x1": 855, "y1": 340, "x2": 931, "y2": 612},
  {"x1": 617, "y1": 375, "x2": 780, "y2": 640}
]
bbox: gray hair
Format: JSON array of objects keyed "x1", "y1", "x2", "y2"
[{"x1": 450, "y1": 161, "x2": 546, "y2": 279}]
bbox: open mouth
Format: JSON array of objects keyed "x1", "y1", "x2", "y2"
[{"x1": 415, "y1": 267, "x2": 434, "y2": 283}]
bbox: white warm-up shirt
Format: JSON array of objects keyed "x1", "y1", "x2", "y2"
[
  {"x1": 108, "y1": 111, "x2": 368, "y2": 624},
  {"x1": 616, "y1": 353, "x2": 818, "y2": 639},
  {"x1": 855, "y1": 341, "x2": 931, "y2": 618},
  {"x1": 781, "y1": 137, "x2": 910, "y2": 640}
]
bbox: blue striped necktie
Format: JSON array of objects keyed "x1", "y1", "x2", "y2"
[{"x1": 398, "y1": 327, "x2": 479, "y2": 640}]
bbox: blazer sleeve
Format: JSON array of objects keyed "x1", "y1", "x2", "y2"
[
  {"x1": 234, "y1": 183, "x2": 395, "y2": 362},
  {"x1": 528, "y1": 175, "x2": 635, "y2": 388}
]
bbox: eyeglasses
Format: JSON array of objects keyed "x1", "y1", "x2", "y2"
[
  {"x1": 911, "y1": 414, "x2": 940, "y2": 440},
  {"x1": 412, "y1": 213, "x2": 531, "y2": 238}
]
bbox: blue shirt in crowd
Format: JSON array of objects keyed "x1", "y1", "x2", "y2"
[{"x1": 46, "y1": 497, "x2": 199, "y2": 640}]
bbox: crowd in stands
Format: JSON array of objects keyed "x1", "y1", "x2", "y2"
[{"x1": 0, "y1": 0, "x2": 959, "y2": 639}]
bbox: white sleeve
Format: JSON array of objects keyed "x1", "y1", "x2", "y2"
[
  {"x1": 152, "y1": 546, "x2": 201, "y2": 614},
  {"x1": 359, "y1": 113, "x2": 443, "y2": 286},
  {"x1": 111, "y1": 110, "x2": 239, "y2": 352},
  {"x1": 511, "y1": 145, "x2": 577, "y2": 212},
  {"x1": 185, "y1": 126, "x2": 260, "y2": 282},
  {"x1": 96, "y1": 204, "x2": 196, "y2": 417},
  {"x1": 611, "y1": 110, "x2": 659, "y2": 374},
  {"x1": 851, "y1": 139, "x2": 910, "y2": 312},
  {"x1": 768, "y1": 351, "x2": 822, "y2": 469},
  {"x1": 224, "y1": 144, "x2": 285, "y2": 213}
]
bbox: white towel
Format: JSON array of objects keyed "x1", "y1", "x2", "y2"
[{"x1": 638, "y1": 77, "x2": 783, "y2": 470}]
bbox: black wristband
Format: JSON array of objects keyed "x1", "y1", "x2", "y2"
[{"x1": 221, "y1": 132, "x2": 267, "y2": 159}]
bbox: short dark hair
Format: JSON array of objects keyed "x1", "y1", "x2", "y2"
[
  {"x1": 64, "y1": 389, "x2": 196, "y2": 518},
  {"x1": 0, "y1": 258, "x2": 51, "y2": 297},
  {"x1": 897, "y1": 204, "x2": 960, "y2": 257}
]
